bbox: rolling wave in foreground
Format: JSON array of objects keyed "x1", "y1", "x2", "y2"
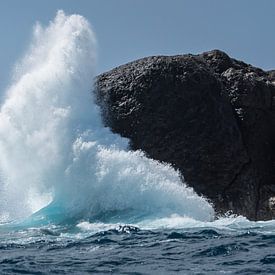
[{"x1": 0, "y1": 11, "x2": 275, "y2": 274}]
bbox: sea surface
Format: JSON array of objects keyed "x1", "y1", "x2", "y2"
[{"x1": 1, "y1": 216, "x2": 275, "y2": 274}]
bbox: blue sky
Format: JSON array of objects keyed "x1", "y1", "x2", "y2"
[{"x1": 0, "y1": 0, "x2": 275, "y2": 92}]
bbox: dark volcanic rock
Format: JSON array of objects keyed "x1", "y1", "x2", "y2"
[
  {"x1": 95, "y1": 50, "x2": 275, "y2": 220},
  {"x1": 268, "y1": 70, "x2": 275, "y2": 82}
]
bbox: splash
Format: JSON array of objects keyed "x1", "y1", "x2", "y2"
[{"x1": 0, "y1": 11, "x2": 214, "y2": 225}]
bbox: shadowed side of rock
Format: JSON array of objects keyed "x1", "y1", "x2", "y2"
[
  {"x1": 201, "y1": 50, "x2": 275, "y2": 219},
  {"x1": 95, "y1": 50, "x2": 275, "y2": 220}
]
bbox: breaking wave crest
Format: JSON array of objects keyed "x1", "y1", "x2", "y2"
[{"x1": 0, "y1": 11, "x2": 214, "y2": 226}]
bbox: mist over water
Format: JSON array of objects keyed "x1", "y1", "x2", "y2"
[{"x1": 0, "y1": 11, "x2": 214, "y2": 225}]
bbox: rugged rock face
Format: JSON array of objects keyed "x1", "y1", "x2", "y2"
[{"x1": 95, "y1": 50, "x2": 275, "y2": 220}]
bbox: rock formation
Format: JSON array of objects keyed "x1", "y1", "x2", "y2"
[{"x1": 95, "y1": 50, "x2": 275, "y2": 220}]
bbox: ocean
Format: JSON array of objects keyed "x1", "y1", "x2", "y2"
[
  {"x1": 0, "y1": 10, "x2": 274, "y2": 274},
  {"x1": 1, "y1": 217, "x2": 275, "y2": 274}
]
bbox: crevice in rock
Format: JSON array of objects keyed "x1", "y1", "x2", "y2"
[{"x1": 222, "y1": 158, "x2": 251, "y2": 196}]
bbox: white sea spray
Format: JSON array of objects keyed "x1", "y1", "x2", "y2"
[{"x1": 0, "y1": 11, "x2": 214, "y2": 224}]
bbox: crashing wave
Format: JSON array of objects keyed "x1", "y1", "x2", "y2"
[{"x1": 0, "y1": 11, "x2": 214, "y2": 225}]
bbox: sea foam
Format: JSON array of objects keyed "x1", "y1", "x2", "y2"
[{"x1": 0, "y1": 11, "x2": 214, "y2": 224}]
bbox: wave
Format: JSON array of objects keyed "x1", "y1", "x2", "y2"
[{"x1": 0, "y1": 11, "x2": 214, "y2": 226}]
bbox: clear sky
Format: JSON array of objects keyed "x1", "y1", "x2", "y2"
[{"x1": 0, "y1": 0, "x2": 275, "y2": 92}]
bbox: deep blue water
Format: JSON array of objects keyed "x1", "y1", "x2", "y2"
[{"x1": 1, "y1": 220, "x2": 275, "y2": 274}]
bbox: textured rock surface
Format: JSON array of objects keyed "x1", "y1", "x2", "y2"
[{"x1": 95, "y1": 50, "x2": 275, "y2": 220}]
